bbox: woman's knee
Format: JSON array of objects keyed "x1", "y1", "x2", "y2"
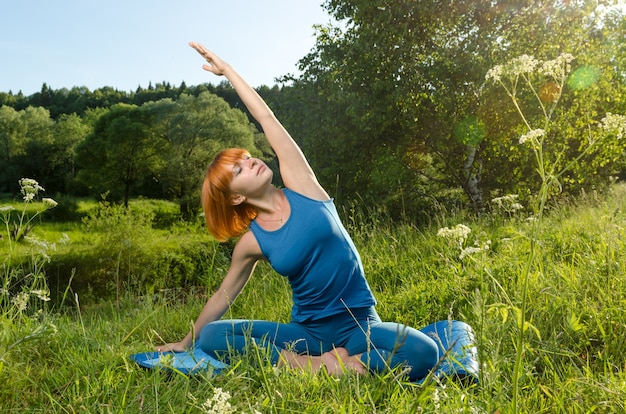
[{"x1": 198, "y1": 320, "x2": 242, "y2": 353}]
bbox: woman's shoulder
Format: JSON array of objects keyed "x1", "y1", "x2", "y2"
[
  {"x1": 283, "y1": 187, "x2": 331, "y2": 203},
  {"x1": 233, "y1": 231, "x2": 264, "y2": 261}
]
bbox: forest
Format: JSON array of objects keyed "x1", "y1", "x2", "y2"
[{"x1": 1, "y1": 0, "x2": 624, "y2": 223}]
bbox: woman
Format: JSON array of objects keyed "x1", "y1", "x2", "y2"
[{"x1": 157, "y1": 41, "x2": 439, "y2": 380}]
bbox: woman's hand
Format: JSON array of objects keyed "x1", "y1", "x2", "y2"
[
  {"x1": 155, "y1": 341, "x2": 188, "y2": 353},
  {"x1": 189, "y1": 41, "x2": 230, "y2": 76}
]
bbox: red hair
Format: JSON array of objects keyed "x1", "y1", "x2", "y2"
[{"x1": 202, "y1": 148, "x2": 258, "y2": 242}]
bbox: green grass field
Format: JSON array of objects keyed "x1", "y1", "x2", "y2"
[{"x1": 1, "y1": 185, "x2": 626, "y2": 413}]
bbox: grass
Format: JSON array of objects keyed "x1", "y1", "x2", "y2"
[{"x1": 1, "y1": 185, "x2": 626, "y2": 412}]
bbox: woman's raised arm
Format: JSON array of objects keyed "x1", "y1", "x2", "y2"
[{"x1": 189, "y1": 42, "x2": 328, "y2": 200}]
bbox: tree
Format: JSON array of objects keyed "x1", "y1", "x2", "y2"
[
  {"x1": 293, "y1": 0, "x2": 625, "y2": 216},
  {"x1": 0, "y1": 105, "x2": 23, "y2": 192},
  {"x1": 76, "y1": 104, "x2": 165, "y2": 206},
  {"x1": 0, "y1": 106, "x2": 55, "y2": 193},
  {"x1": 147, "y1": 92, "x2": 260, "y2": 217}
]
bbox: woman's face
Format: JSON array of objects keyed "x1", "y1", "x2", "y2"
[{"x1": 228, "y1": 154, "x2": 273, "y2": 201}]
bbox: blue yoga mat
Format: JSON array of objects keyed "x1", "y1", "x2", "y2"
[
  {"x1": 130, "y1": 319, "x2": 479, "y2": 383},
  {"x1": 417, "y1": 319, "x2": 480, "y2": 384},
  {"x1": 129, "y1": 347, "x2": 227, "y2": 374}
]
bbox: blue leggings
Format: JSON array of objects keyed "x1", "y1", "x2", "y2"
[{"x1": 198, "y1": 307, "x2": 438, "y2": 381}]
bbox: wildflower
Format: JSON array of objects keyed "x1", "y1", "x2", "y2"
[
  {"x1": 459, "y1": 240, "x2": 491, "y2": 260},
  {"x1": 42, "y1": 198, "x2": 58, "y2": 209},
  {"x1": 519, "y1": 129, "x2": 545, "y2": 145},
  {"x1": 433, "y1": 386, "x2": 441, "y2": 411},
  {"x1": 485, "y1": 55, "x2": 538, "y2": 83},
  {"x1": 438, "y1": 224, "x2": 472, "y2": 249},
  {"x1": 19, "y1": 178, "x2": 45, "y2": 202},
  {"x1": 485, "y1": 65, "x2": 504, "y2": 82},
  {"x1": 0, "y1": 206, "x2": 15, "y2": 212},
  {"x1": 24, "y1": 236, "x2": 55, "y2": 262},
  {"x1": 539, "y1": 53, "x2": 574, "y2": 79},
  {"x1": 491, "y1": 194, "x2": 524, "y2": 214},
  {"x1": 600, "y1": 113, "x2": 626, "y2": 139},
  {"x1": 201, "y1": 387, "x2": 234, "y2": 414},
  {"x1": 12, "y1": 292, "x2": 29, "y2": 312},
  {"x1": 30, "y1": 289, "x2": 51, "y2": 302},
  {"x1": 508, "y1": 54, "x2": 539, "y2": 77}
]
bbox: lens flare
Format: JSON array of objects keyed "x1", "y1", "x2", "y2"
[
  {"x1": 539, "y1": 82, "x2": 561, "y2": 103},
  {"x1": 567, "y1": 66, "x2": 600, "y2": 90}
]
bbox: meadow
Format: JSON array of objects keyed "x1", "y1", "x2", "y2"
[{"x1": 1, "y1": 183, "x2": 626, "y2": 413}]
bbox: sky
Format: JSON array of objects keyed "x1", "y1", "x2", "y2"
[{"x1": 0, "y1": 0, "x2": 333, "y2": 96}]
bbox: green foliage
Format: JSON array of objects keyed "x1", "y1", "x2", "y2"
[
  {"x1": 0, "y1": 179, "x2": 58, "y2": 382},
  {"x1": 286, "y1": 0, "x2": 626, "y2": 217},
  {"x1": 2, "y1": 186, "x2": 626, "y2": 411}
]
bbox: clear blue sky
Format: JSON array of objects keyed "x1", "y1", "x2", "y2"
[{"x1": 1, "y1": 0, "x2": 332, "y2": 96}]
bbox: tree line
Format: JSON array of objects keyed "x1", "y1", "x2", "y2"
[{"x1": 1, "y1": 0, "x2": 625, "y2": 222}]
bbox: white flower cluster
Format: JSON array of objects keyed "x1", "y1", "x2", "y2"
[
  {"x1": 438, "y1": 224, "x2": 491, "y2": 260},
  {"x1": 486, "y1": 53, "x2": 575, "y2": 83},
  {"x1": 202, "y1": 388, "x2": 234, "y2": 414},
  {"x1": 437, "y1": 224, "x2": 472, "y2": 248},
  {"x1": 539, "y1": 53, "x2": 575, "y2": 79},
  {"x1": 19, "y1": 178, "x2": 45, "y2": 202},
  {"x1": 519, "y1": 128, "x2": 545, "y2": 145},
  {"x1": 508, "y1": 54, "x2": 539, "y2": 77},
  {"x1": 24, "y1": 236, "x2": 56, "y2": 263},
  {"x1": 491, "y1": 194, "x2": 524, "y2": 213},
  {"x1": 484, "y1": 65, "x2": 504, "y2": 83},
  {"x1": 459, "y1": 240, "x2": 492, "y2": 260},
  {"x1": 11, "y1": 292, "x2": 30, "y2": 312},
  {"x1": 600, "y1": 112, "x2": 626, "y2": 140},
  {"x1": 7, "y1": 289, "x2": 51, "y2": 312},
  {"x1": 42, "y1": 198, "x2": 58, "y2": 209},
  {"x1": 485, "y1": 54, "x2": 539, "y2": 82}
]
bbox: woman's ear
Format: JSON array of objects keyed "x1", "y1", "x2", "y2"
[{"x1": 231, "y1": 194, "x2": 246, "y2": 206}]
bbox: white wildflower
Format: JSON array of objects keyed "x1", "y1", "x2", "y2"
[
  {"x1": 19, "y1": 178, "x2": 45, "y2": 202},
  {"x1": 519, "y1": 128, "x2": 545, "y2": 145},
  {"x1": 539, "y1": 53, "x2": 575, "y2": 79},
  {"x1": 0, "y1": 205, "x2": 15, "y2": 212},
  {"x1": 508, "y1": 54, "x2": 539, "y2": 77},
  {"x1": 433, "y1": 387, "x2": 441, "y2": 411},
  {"x1": 31, "y1": 289, "x2": 51, "y2": 302},
  {"x1": 24, "y1": 236, "x2": 55, "y2": 262},
  {"x1": 600, "y1": 113, "x2": 626, "y2": 139},
  {"x1": 42, "y1": 198, "x2": 58, "y2": 209},
  {"x1": 485, "y1": 65, "x2": 504, "y2": 82},
  {"x1": 19, "y1": 178, "x2": 41, "y2": 189},
  {"x1": 460, "y1": 240, "x2": 491, "y2": 260},
  {"x1": 201, "y1": 387, "x2": 234, "y2": 414},
  {"x1": 491, "y1": 194, "x2": 524, "y2": 214},
  {"x1": 12, "y1": 292, "x2": 29, "y2": 312},
  {"x1": 438, "y1": 224, "x2": 472, "y2": 249}
]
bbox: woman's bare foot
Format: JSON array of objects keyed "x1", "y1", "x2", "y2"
[
  {"x1": 322, "y1": 348, "x2": 368, "y2": 376},
  {"x1": 279, "y1": 348, "x2": 367, "y2": 376}
]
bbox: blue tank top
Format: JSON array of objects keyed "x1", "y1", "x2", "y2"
[{"x1": 249, "y1": 189, "x2": 376, "y2": 323}]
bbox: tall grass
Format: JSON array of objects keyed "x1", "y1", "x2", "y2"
[{"x1": 2, "y1": 182, "x2": 625, "y2": 412}]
